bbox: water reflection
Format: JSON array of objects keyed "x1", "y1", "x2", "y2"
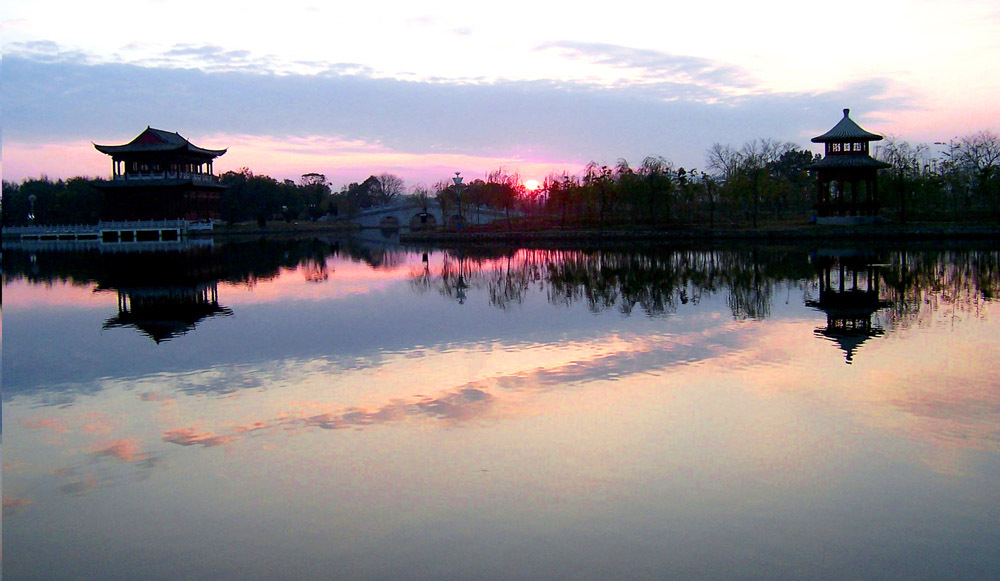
[
  {"x1": 806, "y1": 252, "x2": 891, "y2": 363},
  {"x1": 4, "y1": 241, "x2": 998, "y2": 361},
  {"x1": 4, "y1": 238, "x2": 1000, "y2": 579},
  {"x1": 409, "y1": 245, "x2": 998, "y2": 364}
]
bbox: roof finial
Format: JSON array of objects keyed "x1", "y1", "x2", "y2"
[{"x1": 843, "y1": 108, "x2": 851, "y2": 118}]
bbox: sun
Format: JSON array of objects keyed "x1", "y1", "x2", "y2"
[{"x1": 524, "y1": 179, "x2": 540, "y2": 191}]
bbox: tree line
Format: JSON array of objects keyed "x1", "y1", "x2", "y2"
[{"x1": 3, "y1": 130, "x2": 997, "y2": 227}]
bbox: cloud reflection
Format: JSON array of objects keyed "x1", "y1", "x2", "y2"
[
  {"x1": 162, "y1": 428, "x2": 236, "y2": 448},
  {"x1": 91, "y1": 439, "x2": 160, "y2": 469},
  {"x1": 57, "y1": 477, "x2": 100, "y2": 496},
  {"x1": 159, "y1": 326, "x2": 746, "y2": 451},
  {"x1": 163, "y1": 386, "x2": 498, "y2": 449},
  {"x1": 302, "y1": 387, "x2": 495, "y2": 429},
  {"x1": 2, "y1": 495, "x2": 33, "y2": 517}
]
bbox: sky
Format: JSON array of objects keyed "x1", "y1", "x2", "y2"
[{"x1": 3, "y1": 0, "x2": 999, "y2": 190}]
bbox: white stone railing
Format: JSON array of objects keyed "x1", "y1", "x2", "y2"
[
  {"x1": 4, "y1": 223, "x2": 99, "y2": 236},
  {"x1": 98, "y1": 219, "x2": 190, "y2": 230},
  {"x1": 4, "y1": 220, "x2": 192, "y2": 236}
]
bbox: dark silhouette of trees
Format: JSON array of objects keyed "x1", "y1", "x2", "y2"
[
  {"x1": 484, "y1": 168, "x2": 522, "y2": 229},
  {"x1": 875, "y1": 137, "x2": 926, "y2": 224},
  {"x1": 863, "y1": 131, "x2": 1000, "y2": 222},
  {"x1": 2, "y1": 176, "x2": 105, "y2": 227},
  {"x1": 946, "y1": 131, "x2": 1000, "y2": 217},
  {"x1": 299, "y1": 173, "x2": 332, "y2": 220},
  {"x1": 434, "y1": 178, "x2": 456, "y2": 224},
  {"x1": 411, "y1": 184, "x2": 432, "y2": 212},
  {"x1": 219, "y1": 168, "x2": 301, "y2": 226},
  {"x1": 4, "y1": 128, "x2": 998, "y2": 229},
  {"x1": 329, "y1": 173, "x2": 406, "y2": 216},
  {"x1": 639, "y1": 156, "x2": 675, "y2": 225},
  {"x1": 705, "y1": 139, "x2": 805, "y2": 228},
  {"x1": 374, "y1": 173, "x2": 405, "y2": 206}
]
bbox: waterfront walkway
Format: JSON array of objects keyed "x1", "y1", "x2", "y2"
[{"x1": 3, "y1": 220, "x2": 213, "y2": 243}]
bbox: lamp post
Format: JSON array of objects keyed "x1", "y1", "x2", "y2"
[
  {"x1": 28, "y1": 194, "x2": 37, "y2": 224},
  {"x1": 452, "y1": 172, "x2": 464, "y2": 230}
]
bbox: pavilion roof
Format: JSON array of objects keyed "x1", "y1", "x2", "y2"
[
  {"x1": 94, "y1": 127, "x2": 227, "y2": 158},
  {"x1": 811, "y1": 109, "x2": 884, "y2": 143}
]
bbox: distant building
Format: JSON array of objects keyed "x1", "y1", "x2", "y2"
[
  {"x1": 808, "y1": 109, "x2": 891, "y2": 224},
  {"x1": 93, "y1": 127, "x2": 228, "y2": 221}
]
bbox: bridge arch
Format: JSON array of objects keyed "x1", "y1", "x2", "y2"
[{"x1": 410, "y1": 212, "x2": 437, "y2": 230}]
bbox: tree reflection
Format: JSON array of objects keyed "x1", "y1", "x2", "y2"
[
  {"x1": 5, "y1": 239, "x2": 997, "y2": 355},
  {"x1": 419, "y1": 246, "x2": 814, "y2": 320},
  {"x1": 413, "y1": 244, "x2": 999, "y2": 362}
]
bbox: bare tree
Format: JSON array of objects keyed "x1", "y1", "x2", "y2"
[
  {"x1": 876, "y1": 136, "x2": 928, "y2": 223},
  {"x1": 707, "y1": 139, "x2": 795, "y2": 227},
  {"x1": 374, "y1": 173, "x2": 405, "y2": 206},
  {"x1": 411, "y1": 184, "x2": 431, "y2": 211},
  {"x1": 705, "y1": 143, "x2": 741, "y2": 182},
  {"x1": 740, "y1": 139, "x2": 796, "y2": 228},
  {"x1": 947, "y1": 130, "x2": 1000, "y2": 215}
]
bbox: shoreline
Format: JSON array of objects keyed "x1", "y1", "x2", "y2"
[
  {"x1": 6, "y1": 221, "x2": 998, "y2": 246},
  {"x1": 399, "y1": 223, "x2": 1000, "y2": 245}
]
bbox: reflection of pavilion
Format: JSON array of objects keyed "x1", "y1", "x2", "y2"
[
  {"x1": 103, "y1": 282, "x2": 232, "y2": 343},
  {"x1": 806, "y1": 254, "x2": 891, "y2": 364}
]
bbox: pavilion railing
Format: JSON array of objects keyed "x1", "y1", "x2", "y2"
[{"x1": 113, "y1": 171, "x2": 219, "y2": 183}]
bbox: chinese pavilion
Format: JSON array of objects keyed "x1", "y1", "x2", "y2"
[
  {"x1": 807, "y1": 109, "x2": 891, "y2": 224},
  {"x1": 93, "y1": 127, "x2": 228, "y2": 221}
]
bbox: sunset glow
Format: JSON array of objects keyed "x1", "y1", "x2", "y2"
[{"x1": 3, "y1": 0, "x2": 998, "y2": 187}]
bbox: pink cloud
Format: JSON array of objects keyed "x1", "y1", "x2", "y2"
[
  {"x1": 2, "y1": 133, "x2": 582, "y2": 188},
  {"x1": 2, "y1": 139, "x2": 108, "y2": 182},
  {"x1": 205, "y1": 133, "x2": 583, "y2": 188}
]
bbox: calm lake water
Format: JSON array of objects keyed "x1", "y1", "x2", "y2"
[{"x1": 3, "y1": 237, "x2": 999, "y2": 579}]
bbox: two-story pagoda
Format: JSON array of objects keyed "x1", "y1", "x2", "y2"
[
  {"x1": 93, "y1": 127, "x2": 227, "y2": 221},
  {"x1": 808, "y1": 109, "x2": 891, "y2": 224}
]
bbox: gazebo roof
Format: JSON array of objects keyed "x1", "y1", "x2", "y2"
[
  {"x1": 811, "y1": 109, "x2": 884, "y2": 143},
  {"x1": 94, "y1": 127, "x2": 227, "y2": 158}
]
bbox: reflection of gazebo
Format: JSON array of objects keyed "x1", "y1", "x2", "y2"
[
  {"x1": 806, "y1": 254, "x2": 891, "y2": 364},
  {"x1": 102, "y1": 282, "x2": 232, "y2": 343}
]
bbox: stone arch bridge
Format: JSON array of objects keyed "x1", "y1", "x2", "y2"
[{"x1": 330, "y1": 200, "x2": 511, "y2": 230}]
